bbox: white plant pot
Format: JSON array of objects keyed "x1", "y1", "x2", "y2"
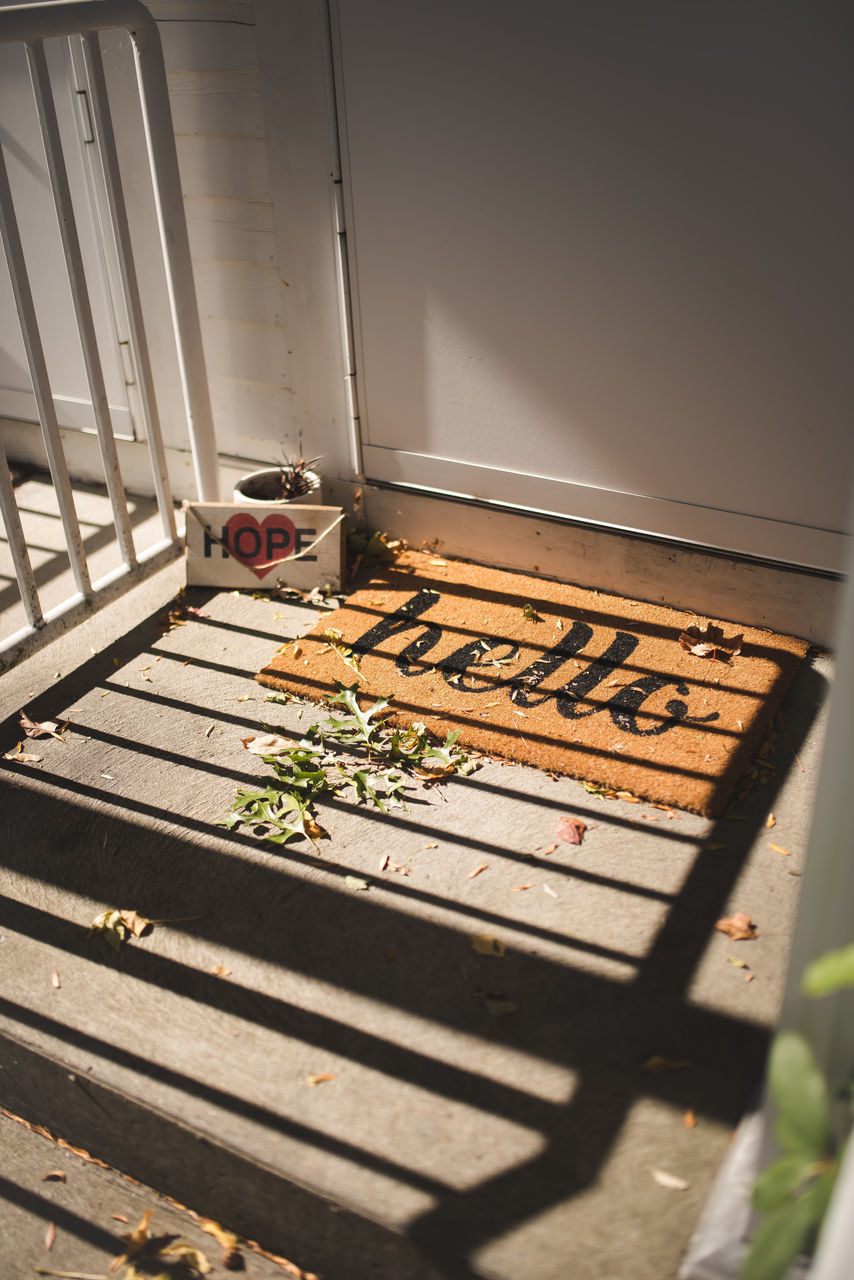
[{"x1": 232, "y1": 468, "x2": 323, "y2": 505}]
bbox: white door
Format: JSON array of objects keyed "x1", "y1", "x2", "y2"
[{"x1": 332, "y1": 1, "x2": 853, "y2": 572}]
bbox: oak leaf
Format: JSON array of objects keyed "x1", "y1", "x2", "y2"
[{"x1": 679, "y1": 623, "x2": 743, "y2": 662}]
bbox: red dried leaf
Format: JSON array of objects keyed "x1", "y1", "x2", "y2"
[{"x1": 557, "y1": 816, "x2": 587, "y2": 845}]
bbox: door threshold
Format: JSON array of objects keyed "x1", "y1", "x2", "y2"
[{"x1": 355, "y1": 481, "x2": 842, "y2": 648}]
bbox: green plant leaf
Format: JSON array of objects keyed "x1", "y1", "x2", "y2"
[
  {"x1": 769, "y1": 1031, "x2": 831, "y2": 1157},
  {"x1": 802, "y1": 943, "x2": 854, "y2": 998},
  {"x1": 740, "y1": 1171, "x2": 836, "y2": 1280},
  {"x1": 751, "y1": 1153, "x2": 817, "y2": 1212}
]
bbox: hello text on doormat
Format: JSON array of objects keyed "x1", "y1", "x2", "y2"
[{"x1": 256, "y1": 551, "x2": 809, "y2": 815}]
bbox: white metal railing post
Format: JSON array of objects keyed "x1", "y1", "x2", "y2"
[
  {"x1": 125, "y1": 11, "x2": 220, "y2": 502},
  {"x1": 79, "y1": 28, "x2": 178, "y2": 539},
  {"x1": 26, "y1": 35, "x2": 139, "y2": 567},
  {"x1": 0, "y1": 132, "x2": 92, "y2": 597},
  {"x1": 0, "y1": 444, "x2": 44, "y2": 629}
]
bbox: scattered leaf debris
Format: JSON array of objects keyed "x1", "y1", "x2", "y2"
[
  {"x1": 684, "y1": 1110, "x2": 697, "y2": 1129},
  {"x1": 468, "y1": 863, "x2": 488, "y2": 879},
  {"x1": 111, "y1": 1208, "x2": 213, "y2": 1275},
  {"x1": 715, "y1": 912, "x2": 758, "y2": 941},
  {"x1": 44, "y1": 1221, "x2": 56, "y2": 1251},
  {"x1": 306, "y1": 1073, "x2": 337, "y2": 1087},
  {"x1": 344, "y1": 875, "x2": 370, "y2": 892},
  {"x1": 42, "y1": 1171, "x2": 66, "y2": 1182},
  {"x1": 209, "y1": 964, "x2": 232, "y2": 978},
  {"x1": 51, "y1": 971, "x2": 61, "y2": 989},
  {"x1": 652, "y1": 1168, "x2": 690, "y2": 1190},
  {"x1": 769, "y1": 842, "x2": 793, "y2": 857},
  {"x1": 511, "y1": 883, "x2": 534, "y2": 892},
  {"x1": 766, "y1": 812, "x2": 776, "y2": 828}
]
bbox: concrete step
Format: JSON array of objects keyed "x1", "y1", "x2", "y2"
[{"x1": 0, "y1": 579, "x2": 831, "y2": 1279}]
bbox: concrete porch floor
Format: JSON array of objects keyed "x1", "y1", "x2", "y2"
[{"x1": 0, "y1": 476, "x2": 834, "y2": 1279}]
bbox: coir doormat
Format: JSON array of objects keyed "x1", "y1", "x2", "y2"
[{"x1": 255, "y1": 550, "x2": 809, "y2": 815}]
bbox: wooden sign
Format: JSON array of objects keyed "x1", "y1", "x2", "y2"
[{"x1": 184, "y1": 503, "x2": 345, "y2": 590}]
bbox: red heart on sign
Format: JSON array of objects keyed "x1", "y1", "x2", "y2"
[{"x1": 225, "y1": 512, "x2": 296, "y2": 580}]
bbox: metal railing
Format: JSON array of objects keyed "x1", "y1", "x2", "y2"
[{"x1": 0, "y1": 0, "x2": 218, "y2": 672}]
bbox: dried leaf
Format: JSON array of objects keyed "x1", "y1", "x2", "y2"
[
  {"x1": 640, "y1": 1055, "x2": 692, "y2": 1075},
  {"x1": 306, "y1": 1073, "x2": 336, "y2": 1086},
  {"x1": 242, "y1": 734, "x2": 293, "y2": 756},
  {"x1": 470, "y1": 933, "x2": 506, "y2": 957},
  {"x1": 769, "y1": 842, "x2": 793, "y2": 857},
  {"x1": 42, "y1": 1171, "x2": 66, "y2": 1182},
  {"x1": 44, "y1": 1222, "x2": 56, "y2": 1251},
  {"x1": 521, "y1": 603, "x2": 541, "y2": 621},
  {"x1": 344, "y1": 876, "x2": 369, "y2": 892},
  {"x1": 678, "y1": 623, "x2": 743, "y2": 661},
  {"x1": 88, "y1": 909, "x2": 129, "y2": 952},
  {"x1": 511, "y1": 883, "x2": 534, "y2": 892},
  {"x1": 111, "y1": 1209, "x2": 153, "y2": 1271},
  {"x1": 19, "y1": 711, "x2": 65, "y2": 740},
  {"x1": 540, "y1": 842, "x2": 559, "y2": 856},
  {"x1": 684, "y1": 1110, "x2": 697, "y2": 1129},
  {"x1": 160, "y1": 1242, "x2": 212, "y2": 1273},
  {"x1": 209, "y1": 964, "x2": 231, "y2": 978},
  {"x1": 727, "y1": 956, "x2": 750, "y2": 969},
  {"x1": 118, "y1": 910, "x2": 152, "y2": 939},
  {"x1": 766, "y1": 812, "x2": 776, "y2": 829},
  {"x1": 468, "y1": 863, "x2": 488, "y2": 879},
  {"x1": 51, "y1": 971, "x2": 61, "y2": 989},
  {"x1": 557, "y1": 816, "x2": 587, "y2": 845},
  {"x1": 716, "y1": 912, "x2": 758, "y2": 941},
  {"x1": 199, "y1": 1217, "x2": 241, "y2": 1269},
  {"x1": 543, "y1": 884, "x2": 558, "y2": 899},
  {"x1": 652, "y1": 1168, "x2": 690, "y2": 1190},
  {"x1": 304, "y1": 813, "x2": 328, "y2": 840},
  {"x1": 3, "y1": 745, "x2": 43, "y2": 762}
]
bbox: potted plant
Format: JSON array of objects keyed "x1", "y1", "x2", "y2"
[{"x1": 233, "y1": 454, "x2": 323, "y2": 505}]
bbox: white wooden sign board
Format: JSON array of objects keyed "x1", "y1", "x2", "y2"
[{"x1": 184, "y1": 503, "x2": 344, "y2": 590}]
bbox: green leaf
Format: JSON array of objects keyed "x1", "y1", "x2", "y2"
[
  {"x1": 741, "y1": 1171, "x2": 836, "y2": 1280},
  {"x1": 344, "y1": 875, "x2": 370, "y2": 892},
  {"x1": 769, "y1": 1031, "x2": 831, "y2": 1156},
  {"x1": 751, "y1": 1153, "x2": 816, "y2": 1212},
  {"x1": 802, "y1": 943, "x2": 854, "y2": 998}
]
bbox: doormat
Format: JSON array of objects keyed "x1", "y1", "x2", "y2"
[{"x1": 255, "y1": 550, "x2": 809, "y2": 815}]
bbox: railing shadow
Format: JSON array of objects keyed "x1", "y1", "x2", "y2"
[{"x1": 0, "y1": 592, "x2": 827, "y2": 1278}]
